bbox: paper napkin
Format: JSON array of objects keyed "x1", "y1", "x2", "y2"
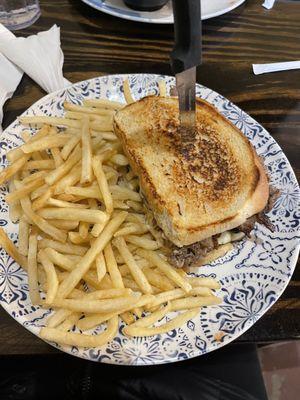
[
  {"x1": 262, "y1": 0, "x2": 276, "y2": 10},
  {"x1": 253, "y1": 60, "x2": 300, "y2": 75}
]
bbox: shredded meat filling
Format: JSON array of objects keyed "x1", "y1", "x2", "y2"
[{"x1": 169, "y1": 185, "x2": 280, "y2": 268}]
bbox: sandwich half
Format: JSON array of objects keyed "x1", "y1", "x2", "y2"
[{"x1": 114, "y1": 95, "x2": 272, "y2": 268}]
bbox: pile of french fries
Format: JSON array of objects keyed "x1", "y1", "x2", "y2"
[{"x1": 0, "y1": 80, "x2": 221, "y2": 348}]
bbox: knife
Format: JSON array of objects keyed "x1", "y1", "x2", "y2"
[{"x1": 170, "y1": 0, "x2": 202, "y2": 142}]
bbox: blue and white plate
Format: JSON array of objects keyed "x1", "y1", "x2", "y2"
[
  {"x1": 81, "y1": 0, "x2": 246, "y2": 24},
  {"x1": 0, "y1": 74, "x2": 299, "y2": 365}
]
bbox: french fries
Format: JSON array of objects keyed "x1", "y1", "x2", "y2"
[{"x1": 0, "y1": 88, "x2": 223, "y2": 350}]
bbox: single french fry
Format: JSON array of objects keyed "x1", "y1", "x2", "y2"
[
  {"x1": 104, "y1": 243, "x2": 124, "y2": 289},
  {"x1": 81, "y1": 116, "x2": 93, "y2": 184},
  {"x1": 18, "y1": 194, "x2": 67, "y2": 242},
  {"x1": 110, "y1": 154, "x2": 128, "y2": 166},
  {"x1": 170, "y1": 296, "x2": 221, "y2": 311},
  {"x1": 96, "y1": 251, "x2": 106, "y2": 282},
  {"x1": 114, "y1": 224, "x2": 148, "y2": 237},
  {"x1": 43, "y1": 248, "x2": 81, "y2": 271},
  {"x1": 57, "y1": 312, "x2": 81, "y2": 332},
  {"x1": 48, "y1": 219, "x2": 79, "y2": 230},
  {"x1": 38, "y1": 238, "x2": 87, "y2": 256},
  {"x1": 0, "y1": 228, "x2": 28, "y2": 269},
  {"x1": 120, "y1": 312, "x2": 135, "y2": 325},
  {"x1": 39, "y1": 249, "x2": 59, "y2": 304},
  {"x1": 40, "y1": 316, "x2": 118, "y2": 347},
  {"x1": 0, "y1": 155, "x2": 29, "y2": 185},
  {"x1": 125, "y1": 235, "x2": 160, "y2": 251},
  {"x1": 38, "y1": 207, "x2": 108, "y2": 224},
  {"x1": 6, "y1": 177, "x2": 45, "y2": 204},
  {"x1": 47, "y1": 309, "x2": 73, "y2": 329},
  {"x1": 158, "y1": 80, "x2": 167, "y2": 97},
  {"x1": 113, "y1": 237, "x2": 152, "y2": 294},
  {"x1": 53, "y1": 164, "x2": 81, "y2": 195},
  {"x1": 51, "y1": 147, "x2": 64, "y2": 168},
  {"x1": 27, "y1": 232, "x2": 41, "y2": 305},
  {"x1": 32, "y1": 187, "x2": 53, "y2": 211},
  {"x1": 20, "y1": 116, "x2": 81, "y2": 129},
  {"x1": 123, "y1": 78, "x2": 134, "y2": 104},
  {"x1": 18, "y1": 217, "x2": 29, "y2": 256},
  {"x1": 31, "y1": 183, "x2": 49, "y2": 200},
  {"x1": 68, "y1": 231, "x2": 90, "y2": 245},
  {"x1": 143, "y1": 268, "x2": 175, "y2": 292},
  {"x1": 64, "y1": 102, "x2": 115, "y2": 116},
  {"x1": 90, "y1": 119, "x2": 114, "y2": 132},
  {"x1": 92, "y1": 156, "x2": 113, "y2": 214},
  {"x1": 136, "y1": 250, "x2": 192, "y2": 293},
  {"x1": 91, "y1": 220, "x2": 107, "y2": 238},
  {"x1": 65, "y1": 186, "x2": 102, "y2": 200},
  {"x1": 20, "y1": 135, "x2": 72, "y2": 154},
  {"x1": 110, "y1": 185, "x2": 141, "y2": 202},
  {"x1": 56, "y1": 211, "x2": 127, "y2": 299},
  {"x1": 8, "y1": 180, "x2": 22, "y2": 223},
  {"x1": 60, "y1": 134, "x2": 81, "y2": 160},
  {"x1": 131, "y1": 302, "x2": 170, "y2": 328},
  {"x1": 23, "y1": 160, "x2": 56, "y2": 170},
  {"x1": 123, "y1": 309, "x2": 199, "y2": 337},
  {"x1": 45, "y1": 145, "x2": 81, "y2": 186},
  {"x1": 47, "y1": 197, "x2": 88, "y2": 209}
]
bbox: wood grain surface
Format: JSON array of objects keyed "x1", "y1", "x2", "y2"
[{"x1": 1, "y1": 0, "x2": 299, "y2": 355}]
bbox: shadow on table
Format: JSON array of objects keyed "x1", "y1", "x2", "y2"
[{"x1": 0, "y1": 343, "x2": 267, "y2": 400}]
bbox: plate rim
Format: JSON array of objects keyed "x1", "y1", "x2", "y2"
[
  {"x1": 1, "y1": 73, "x2": 299, "y2": 365},
  {"x1": 80, "y1": 0, "x2": 247, "y2": 24}
]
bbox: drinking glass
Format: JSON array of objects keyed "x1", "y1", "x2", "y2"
[{"x1": 0, "y1": 0, "x2": 40, "y2": 30}]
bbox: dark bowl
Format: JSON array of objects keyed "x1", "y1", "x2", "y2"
[{"x1": 124, "y1": 0, "x2": 169, "y2": 12}]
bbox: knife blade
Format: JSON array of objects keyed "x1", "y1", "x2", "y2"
[{"x1": 170, "y1": 0, "x2": 202, "y2": 142}]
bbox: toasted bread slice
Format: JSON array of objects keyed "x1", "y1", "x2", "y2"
[{"x1": 114, "y1": 96, "x2": 269, "y2": 247}]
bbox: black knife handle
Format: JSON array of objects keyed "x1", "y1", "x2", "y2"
[{"x1": 170, "y1": 0, "x2": 202, "y2": 74}]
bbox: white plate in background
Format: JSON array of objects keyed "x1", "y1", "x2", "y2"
[{"x1": 81, "y1": 0, "x2": 246, "y2": 24}]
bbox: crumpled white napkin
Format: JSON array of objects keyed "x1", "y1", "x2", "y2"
[
  {"x1": 262, "y1": 0, "x2": 276, "y2": 10},
  {"x1": 0, "y1": 24, "x2": 70, "y2": 93},
  {"x1": 0, "y1": 54, "x2": 23, "y2": 132},
  {"x1": 253, "y1": 60, "x2": 300, "y2": 75},
  {"x1": 0, "y1": 23, "x2": 71, "y2": 132}
]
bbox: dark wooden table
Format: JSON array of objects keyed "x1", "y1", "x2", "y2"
[{"x1": 1, "y1": 0, "x2": 299, "y2": 355}]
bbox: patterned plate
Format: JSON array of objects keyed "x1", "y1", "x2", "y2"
[
  {"x1": 81, "y1": 0, "x2": 246, "y2": 24},
  {"x1": 0, "y1": 74, "x2": 299, "y2": 365}
]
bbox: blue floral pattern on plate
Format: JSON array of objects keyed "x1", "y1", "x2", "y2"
[{"x1": 0, "y1": 74, "x2": 299, "y2": 365}]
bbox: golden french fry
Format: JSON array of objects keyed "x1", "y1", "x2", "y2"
[
  {"x1": 110, "y1": 154, "x2": 128, "y2": 166},
  {"x1": 56, "y1": 211, "x2": 127, "y2": 299},
  {"x1": 6, "y1": 177, "x2": 45, "y2": 204},
  {"x1": 38, "y1": 238, "x2": 87, "y2": 256},
  {"x1": 57, "y1": 312, "x2": 81, "y2": 332},
  {"x1": 91, "y1": 220, "x2": 107, "y2": 238},
  {"x1": 81, "y1": 116, "x2": 93, "y2": 184},
  {"x1": 113, "y1": 237, "x2": 152, "y2": 294},
  {"x1": 0, "y1": 228, "x2": 27, "y2": 269},
  {"x1": 65, "y1": 186, "x2": 102, "y2": 200},
  {"x1": 40, "y1": 316, "x2": 118, "y2": 347},
  {"x1": 68, "y1": 231, "x2": 90, "y2": 245},
  {"x1": 53, "y1": 164, "x2": 81, "y2": 195},
  {"x1": 90, "y1": 118, "x2": 114, "y2": 132},
  {"x1": 123, "y1": 78, "x2": 134, "y2": 104},
  {"x1": 31, "y1": 183, "x2": 49, "y2": 200},
  {"x1": 170, "y1": 296, "x2": 221, "y2": 311},
  {"x1": 125, "y1": 235, "x2": 160, "y2": 250},
  {"x1": 0, "y1": 155, "x2": 29, "y2": 185},
  {"x1": 114, "y1": 224, "x2": 148, "y2": 237},
  {"x1": 136, "y1": 249, "x2": 192, "y2": 293},
  {"x1": 18, "y1": 191, "x2": 67, "y2": 242},
  {"x1": 131, "y1": 302, "x2": 170, "y2": 328},
  {"x1": 120, "y1": 312, "x2": 135, "y2": 325},
  {"x1": 48, "y1": 219, "x2": 79, "y2": 230},
  {"x1": 27, "y1": 232, "x2": 41, "y2": 305},
  {"x1": 60, "y1": 134, "x2": 81, "y2": 160},
  {"x1": 123, "y1": 309, "x2": 199, "y2": 337},
  {"x1": 146, "y1": 289, "x2": 186, "y2": 309},
  {"x1": 38, "y1": 207, "x2": 108, "y2": 224},
  {"x1": 18, "y1": 217, "x2": 29, "y2": 256},
  {"x1": 92, "y1": 156, "x2": 113, "y2": 214},
  {"x1": 96, "y1": 251, "x2": 106, "y2": 282},
  {"x1": 20, "y1": 116, "x2": 81, "y2": 129},
  {"x1": 47, "y1": 197, "x2": 88, "y2": 209},
  {"x1": 43, "y1": 248, "x2": 81, "y2": 271},
  {"x1": 51, "y1": 147, "x2": 64, "y2": 168},
  {"x1": 39, "y1": 249, "x2": 59, "y2": 304},
  {"x1": 45, "y1": 145, "x2": 81, "y2": 186},
  {"x1": 83, "y1": 98, "x2": 124, "y2": 110},
  {"x1": 64, "y1": 102, "x2": 115, "y2": 116},
  {"x1": 158, "y1": 80, "x2": 167, "y2": 97},
  {"x1": 24, "y1": 160, "x2": 56, "y2": 170},
  {"x1": 78, "y1": 221, "x2": 89, "y2": 239},
  {"x1": 32, "y1": 188, "x2": 53, "y2": 211},
  {"x1": 110, "y1": 185, "x2": 141, "y2": 202},
  {"x1": 8, "y1": 180, "x2": 22, "y2": 223},
  {"x1": 47, "y1": 309, "x2": 73, "y2": 329},
  {"x1": 104, "y1": 243, "x2": 124, "y2": 289},
  {"x1": 143, "y1": 268, "x2": 175, "y2": 292},
  {"x1": 20, "y1": 135, "x2": 72, "y2": 154},
  {"x1": 51, "y1": 294, "x2": 139, "y2": 313}
]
